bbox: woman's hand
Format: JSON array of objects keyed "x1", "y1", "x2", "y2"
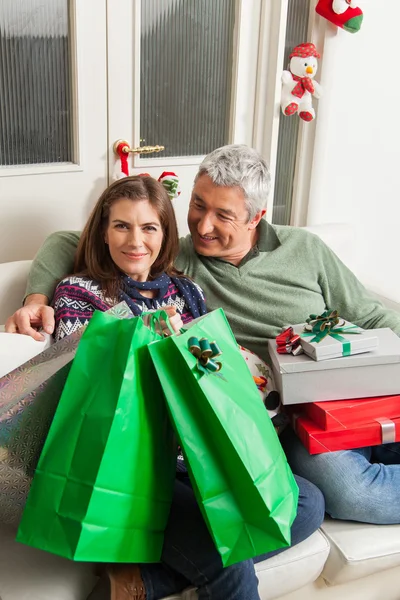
[{"x1": 163, "y1": 306, "x2": 183, "y2": 334}]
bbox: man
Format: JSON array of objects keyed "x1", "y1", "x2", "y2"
[{"x1": 7, "y1": 143, "x2": 399, "y2": 596}]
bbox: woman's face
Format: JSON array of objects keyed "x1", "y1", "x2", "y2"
[{"x1": 104, "y1": 197, "x2": 163, "y2": 281}]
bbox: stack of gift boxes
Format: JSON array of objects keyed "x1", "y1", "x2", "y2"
[{"x1": 269, "y1": 311, "x2": 400, "y2": 454}]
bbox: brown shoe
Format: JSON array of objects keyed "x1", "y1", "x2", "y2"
[
  {"x1": 86, "y1": 573, "x2": 110, "y2": 600},
  {"x1": 108, "y1": 565, "x2": 146, "y2": 600}
]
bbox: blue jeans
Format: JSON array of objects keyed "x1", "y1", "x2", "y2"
[
  {"x1": 281, "y1": 426, "x2": 400, "y2": 525},
  {"x1": 139, "y1": 474, "x2": 324, "y2": 600}
]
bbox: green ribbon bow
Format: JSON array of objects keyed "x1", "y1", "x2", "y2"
[
  {"x1": 301, "y1": 309, "x2": 361, "y2": 357},
  {"x1": 188, "y1": 336, "x2": 223, "y2": 375}
]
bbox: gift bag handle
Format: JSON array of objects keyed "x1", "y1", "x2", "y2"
[{"x1": 146, "y1": 310, "x2": 175, "y2": 337}]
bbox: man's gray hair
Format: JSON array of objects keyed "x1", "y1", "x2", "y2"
[{"x1": 195, "y1": 144, "x2": 271, "y2": 220}]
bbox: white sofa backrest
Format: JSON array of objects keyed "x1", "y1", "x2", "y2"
[{"x1": 0, "y1": 260, "x2": 32, "y2": 325}]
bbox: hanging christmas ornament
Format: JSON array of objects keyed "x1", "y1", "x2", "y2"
[
  {"x1": 158, "y1": 171, "x2": 181, "y2": 200},
  {"x1": 281, "y1": 42, "x2": 323, "y2": 122},
  {"x1": 316, "y1": 0, "x2": 363, "y2": 34}
]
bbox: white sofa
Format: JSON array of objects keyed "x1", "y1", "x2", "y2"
[{"x1": 0, "y1": 224, "x2": 400, "y2": 600}]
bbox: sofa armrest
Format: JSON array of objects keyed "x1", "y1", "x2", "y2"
[
  {"x1": 0, "y1": 260, "x2": 32, "y2": 325},
  {"x1": 0, "y1": 332, "x2": 51, "y2": 378}
]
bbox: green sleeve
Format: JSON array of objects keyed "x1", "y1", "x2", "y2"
[
  {"x1": 25, "y1": 231, "x2": 81, "y2": 302},
  {"x1": 316, "y1": 237, "x2": 400, "y2": 336},
  {"x1": 175, "y1": 235, "x2": 193, "y2": 275}
]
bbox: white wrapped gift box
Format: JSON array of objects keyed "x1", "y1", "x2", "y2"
[{"x1": 295, "y1": 320, "x2": 378, "y2": 361}]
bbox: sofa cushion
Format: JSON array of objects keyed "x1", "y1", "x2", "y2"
[
  {"x1": 321, "y1": 518, "x2": 400, "y2": 585},
  {"x1": 163, "y1": 530, "x2": 330, "y2": 600},
  {"x1": 0, "y1": 524, "x2": 96, "y2": 600},
  {"x1": 255, "y1": 530, "x2": 329, "y2": 599},
  {"x1": 0, "y1": 523, "x2": 328, "y2": 600}
]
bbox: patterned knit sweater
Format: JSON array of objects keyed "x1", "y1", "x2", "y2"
[{"x1": 53, "y1": 273, "x2": 207, "y2": 342}]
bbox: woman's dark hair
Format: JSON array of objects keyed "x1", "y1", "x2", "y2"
[{"x1": 74, "y1": 176, "x2": 182, "y2": 300}]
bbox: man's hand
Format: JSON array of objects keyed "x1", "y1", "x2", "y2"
[
  {"x1": 5, "y1": 294, "x2": 55, "y2": 341},
  {"x1": 163, "y1": 306, "x2": 184, "y2": 334}
]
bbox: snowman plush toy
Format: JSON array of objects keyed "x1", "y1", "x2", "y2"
[{"x1": 281, "y1": 42, "x2": 322, "y2": 122}]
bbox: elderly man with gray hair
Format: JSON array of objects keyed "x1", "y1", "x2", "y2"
[{"x1": 7, "y1": 143, "x2": 400, "y2": 599}]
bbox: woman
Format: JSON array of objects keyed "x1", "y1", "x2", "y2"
[
  {"x1": 56, "y1": 176, "x2": 269, "y2": 600},
  {"x1": 54, "y1": 175, "x2": 258, "y2": 600},
  {"x1": 52, "y1": 175, "x2": 206, "y2": 340}
]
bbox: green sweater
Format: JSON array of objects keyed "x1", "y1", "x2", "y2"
[{"x1": 26, "y1": 221, "x2": 400, "y2": 364}]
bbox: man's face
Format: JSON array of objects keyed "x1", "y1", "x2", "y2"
[{"x1": 187, "y1": 174, "x2": 263, "y2": 264}]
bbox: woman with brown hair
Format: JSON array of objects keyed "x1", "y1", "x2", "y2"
[{"x1": 53, "y1": 175, "x2": 206, "y2": 341}]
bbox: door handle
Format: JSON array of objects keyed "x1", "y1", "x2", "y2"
[{"x1": 113, "y1": 140, "x2": 165, "y2": 155}]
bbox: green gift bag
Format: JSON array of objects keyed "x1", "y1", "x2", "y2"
[
  {"x1": 149, "y1": 308, "x2": 299, "y2": 567},
  {"x1": 17, "y1": 310, "x2": 176, "y2": 562}
]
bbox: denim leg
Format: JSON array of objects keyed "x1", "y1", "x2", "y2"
[
  {"x1": 142, "y1": 473, "x2": 323, "y2": 598},
  {"x1": 89, "y1": 472, "x2": 322, "y2": 600},
  {"x1": 281, "y1": 427, "x2": 400, "y2": 524},
  {"x1": 142, "y1": 478, "x2": 260, "y2": 600},
  {"x1": 254, "y1": 474, "x2": 325, "y2": 564},
  {"x1": 371, "y1": 442, "x2": 400, "y2": 465}
]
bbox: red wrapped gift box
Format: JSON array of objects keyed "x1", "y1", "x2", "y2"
[
  {"x1": 299, "y1": 395, "x2": 400, "y2": 431},
  {"x1": 293, "y1": 414, "x2": 400, "y2": 454}
]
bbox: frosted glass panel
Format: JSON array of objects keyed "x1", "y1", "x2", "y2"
[
  {"x1": 0, "y1": 0, "x2": 73, "y2": 166},
  {"x1": 140, "y1": 0, "x2": 235, "y2": 158},
  {"x1": 272, "y1": 0, "x2": 310, "y2": 225}
]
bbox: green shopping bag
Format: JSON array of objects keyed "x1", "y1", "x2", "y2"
[
  {"x1": 17, "y1": 310, "x2": 176, "y2": 562},
  {"x1": 148, "y1": 308, "x2": 299, "y2": 567}
]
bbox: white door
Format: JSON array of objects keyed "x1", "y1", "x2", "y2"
[
  {"x1": 0, "y1": 0, "x2": 108, "y2": 262},
  {"x1": 0, "y1": 0, "x2": 278, "y2": 262},
  {"x1": 107, "y1": 0, "x2": 265, "y2": 236}
]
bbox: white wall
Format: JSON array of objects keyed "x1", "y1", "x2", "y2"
[{"x1": 307, "y1": 2, "x2": 400, "y2": 303}]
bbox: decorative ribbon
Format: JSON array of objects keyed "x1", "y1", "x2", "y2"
[
  {"x1": 291, "y1": 74, "x2": 315, "y2": 99},
  {"x1": 301, "y1": 310, "x2": 361, "y2": 356},
  {"x1": 376, "y1": 418, "x2": 396, "y2": 444},
  {"x1": 276, "y1": 327, "x2": 303, "y2": 356},
  {"x1": 188, "y1": 337, "x2": 222, "y2": 375},
  {"x1": 115, "y1": 141, "x2": 130, "y2": 178}
]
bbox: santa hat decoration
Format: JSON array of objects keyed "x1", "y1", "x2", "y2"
[
  {"x1": 157, "y1": 171, "x2": 181, "y2": 200},
  {"x1": 316, "y1": 0, "x2": 363, "y2": 34},
  {"x1": 289, "y1": 42, "x2": 321, "y2": 60}
]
